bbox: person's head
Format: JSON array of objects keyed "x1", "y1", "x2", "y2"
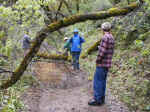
[
  {"x1": 64, "y1": 37, "x2": 68, "y2": 42},
  {"x1": 73, "y1": 28, "x2": 79, "y2": 36},
  {"x1": 101, "y1": 22, "x2": 111, "y2": 32}
]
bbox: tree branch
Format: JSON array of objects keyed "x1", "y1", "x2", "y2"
[
  {"x1": 37, "y1": 53, "x2": 69, "y2": 61},
  {"x1": 81, "y1": 40, "x2": 101, "y2": 58},
  {"x1": 63, "y1": 0, "x2": 73, "y2": 15},
  {"x1": 0, "y1": 54, "x2": 8, "y2": 60},
  {"x1": 38, "y1": 39, "x2": 100, "y2": 61},
  {"x1": 0, "y1": 1, "x2": 143, "y2": 89},
  {"x1": 0, "y1": 68, "x2": 13, "y2": 74},
  {"x1": 55, "y1": 0, "x2": 64, "y2": 20}
]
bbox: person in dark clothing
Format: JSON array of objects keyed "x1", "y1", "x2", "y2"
[
  {"x1": 68, "y1": 29, "x2": 85, "y2": 70},
  {"x1": 88, "y1": 22, "x2": 115, "y2": 106},
  {"x1": 22, "y1": 34, "x2": 31, "y2": 57}
]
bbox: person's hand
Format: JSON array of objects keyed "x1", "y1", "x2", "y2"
[{"x1": 96, "y1": 58, "x2": 99, "y2": 64}]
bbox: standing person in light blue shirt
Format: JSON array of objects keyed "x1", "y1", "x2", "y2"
[{"x1": 68, "y1": 29, "x2": 85, "y2": 70}]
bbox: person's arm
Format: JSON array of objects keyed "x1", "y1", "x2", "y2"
[
  {"x1": 24, "y1": 35, "x2": 31, "y2": 43},
  {"x1": 96, "y1": 36, "x2": 108, "y2": 64},
  {"x1": 80, "y1": 37, "x2": 85, "y2": 43},
  {"x1": 27, "y1": 36, "x2": 31, "y2": 43},
  {"x1": 64, "y1": 40, "x2": 70, "y2": 49},
  {"x1": 69, "y1": 37, "x2": 72, "y2": 43}
]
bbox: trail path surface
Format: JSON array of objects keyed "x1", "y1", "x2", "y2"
[{"x1": 22, "y1": 61, "x2": 130, "y2": 112}]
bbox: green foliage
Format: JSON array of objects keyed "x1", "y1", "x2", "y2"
[
  {"x1": 0, "y1": 31, "x2": 5, "y2": 40},
  {"x1": 93, "y1": 0, "x2": 112, "y2": 10},
  {"x1": 108, "y1": 48, "x2": 150, "y2": 111},
  {"x1": 139, "y1": 31, "x2": 150, "y2": 41},
  {"x1": 141, "y1": 48, "x2": 150, "y2": 57},
  {"x1": 109, "y1": 0, "x2": 121, "y2": 4},
  {"x1": 0, "y1": 58, "x2": 8, "y2": 66},
  {"x1": 1, "y1": 92, "x2": 24, "y2": 112},
  {"x1": 0, "y1": 75, "x2": 37, "y2": 112},
  {"x1": 134, "y1": 39, "x2": 144, "y2": 51},
  {"x1": 1, "y1": 39, "x2": 12, "y2": 56}
]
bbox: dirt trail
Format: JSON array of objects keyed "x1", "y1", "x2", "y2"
[{"x1": 22, "y1": 61, "x2": 130, "y2": 112}]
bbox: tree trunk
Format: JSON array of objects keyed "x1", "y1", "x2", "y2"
[
  {"x1": 0, "y1": 1, "x2": 143, "y2": 89},
  {"x1": 37, "y1": 53, "x2": 69, "y2": 61}
]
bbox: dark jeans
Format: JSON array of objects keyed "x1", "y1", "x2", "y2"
[
  {"x1": 72, "y1": 52, "x2": 80, "y2": 70},
  {"x1": 93, "y1": 66, "x2": 108, "y2": 103}
]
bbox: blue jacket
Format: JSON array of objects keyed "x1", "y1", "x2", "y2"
[{"x1": 69, "y1": 34, "x2": 85, "y2": 52}]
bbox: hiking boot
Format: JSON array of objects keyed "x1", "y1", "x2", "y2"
[{"x1": 88, "y1": 99, "x2": 104, "y2": 106}]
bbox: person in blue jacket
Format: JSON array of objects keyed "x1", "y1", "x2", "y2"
[{"x1": 68, "y1": 29, "x2": 85, "y2": 70}]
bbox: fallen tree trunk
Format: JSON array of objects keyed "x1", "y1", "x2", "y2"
[
  {"x1": 37, "y1": 39, "x2": 100, "y2": 60},
  {"x1": 37, "y1": 53, "x2": 68, "y2": 61},
  {"x1": 0, "y1": 1, "x2": 143, "y2": 89},
  {"x1": 37, "y1": 39, "x2": 101, "y2": 60}
]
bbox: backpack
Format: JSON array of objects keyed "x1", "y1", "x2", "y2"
[
  {"x1": 70, "y1": 36, "x2": 82, "y2": 44},
  {"x1": 70, "y1": 36, "x2": 84, "y2": 52}
]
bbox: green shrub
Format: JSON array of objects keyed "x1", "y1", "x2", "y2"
[{"x1": 139, "y1": 31, "x2": 150, "y2": 41}]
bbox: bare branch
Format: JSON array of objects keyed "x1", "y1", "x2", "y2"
[
  {"x1": 0, "y1": 68, "x2": 13, "y2": 74},
  {"x1": 0, "y1": 54, "x2": 8, "y2": 60},
  {"x1": 63, "y1": 0, "x2": 73, "y2": 15},
  {"x1": 55, "y1": 0, "x2": 64, "y2": 20}
]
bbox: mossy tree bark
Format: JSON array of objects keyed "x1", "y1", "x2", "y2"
[
  {"x1": 37, "y1": 39, "x2": 102, "y2": 60},
  {"x1": 81, "y1": 40, "x2": 101, "y2": 58},
  {"x1": 37, "y1": 53, "x2": 68, "y2": 61},
  {"x1": 0, "y1": 1, "x2": 143, "y2": 89}
]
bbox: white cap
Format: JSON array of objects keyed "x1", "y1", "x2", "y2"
[
  {"x1": 64, "y1": 37, "x2": 68, "y2": 41},
  {"x1": 101, "y1": 22, "x2": 111, "y2": 30}
]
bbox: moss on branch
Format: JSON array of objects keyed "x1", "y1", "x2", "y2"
[
  {"x1": 81, "y1": 40, "x2": 101, "y2": 58},
  {"x1": 37, "y1": 53, "x2": 68, "y2": 60}
]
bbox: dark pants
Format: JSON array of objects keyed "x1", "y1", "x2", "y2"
[
  {"x1": 64, "y1": 49, "x2": 69, "y2": 56},
  {"x1": 72, "y1": 52, "x2": 80, "y2": 70},
  {"x1": 93, "y1": 66, "x2": 108, "y2": 103}
]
